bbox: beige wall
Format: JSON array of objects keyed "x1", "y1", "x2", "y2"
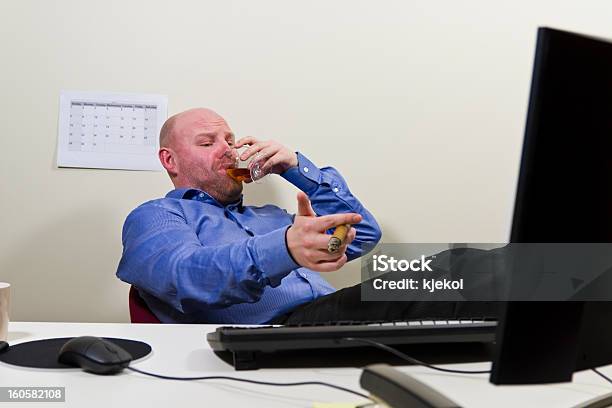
[{"x1": 2, "y1": 0, "x2": 612, "y2": 322}]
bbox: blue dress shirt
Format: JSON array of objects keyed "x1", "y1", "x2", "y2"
[{"x1": 116, "y1": 153, "x2": 381, "y2": 324}]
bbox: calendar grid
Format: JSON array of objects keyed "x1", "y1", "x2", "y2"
[
  {"x1": 57, "y1": 90, "x2": 168, "y2": 171},
  {"x1": 67, "y1": 101, "x2": 158, "y2": 154}
]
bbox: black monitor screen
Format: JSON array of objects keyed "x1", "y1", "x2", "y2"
[
  {"x1": 492, "y1": 27, "x2": 612, "y2": 385},
  {"x1": 511, "y1": 27, "x2": 612, "y2": 243}
]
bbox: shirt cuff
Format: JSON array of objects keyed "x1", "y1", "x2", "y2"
[
  {"x1": 252, "y1": 227, "x2": 300, "y2": 287},
  {"x1": 281, "y1": 152, "x2": 321, "y2": 194}
]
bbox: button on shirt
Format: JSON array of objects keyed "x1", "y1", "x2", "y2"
[{"x1": 116, "y1": 153, "x2": 381, "y2": 324}]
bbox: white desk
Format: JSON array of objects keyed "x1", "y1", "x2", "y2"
[{"x1": 2, "y1": 322, "x2": 611, "y2": 407}]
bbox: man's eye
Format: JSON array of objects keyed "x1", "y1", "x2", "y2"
[{"x1": 200, "y1": 143, "x2": 212, "y2": 147}]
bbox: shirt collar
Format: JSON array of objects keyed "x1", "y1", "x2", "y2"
[{"x1": 165, "y1": 188, "x2": 244, "y2": 209}]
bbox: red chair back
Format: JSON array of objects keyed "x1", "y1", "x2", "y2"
[{"x1": 129, "y1": 286, "x2": 161, "y2": 323}]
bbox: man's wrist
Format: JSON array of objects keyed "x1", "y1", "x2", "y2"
[
  {"x1": 252, "y1": 227, "x2": 300, "y2": 287},
  {"x1": 281, "y1": 152, "x2": 320, "y2": 194},
  {"x1": 288, "y1": 152, "x2": 298, "y2": 168},
  {"x1": 284, "y1": 225, "x2": 300, "y2": 266},
  {"x1": 279, "y1": 152, "x2": 298, "y2": 175}
]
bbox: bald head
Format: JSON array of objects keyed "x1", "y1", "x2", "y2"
[
  {"x1": 157, "y1": 107, "x2": 241, "y2": 204},
  {"x1": 159, "y1": 107, "x2": 228, "y2": 148}
]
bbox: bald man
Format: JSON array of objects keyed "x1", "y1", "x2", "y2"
[{"x1": 116, "y1": 108, "x2": 382, "y2": 324}]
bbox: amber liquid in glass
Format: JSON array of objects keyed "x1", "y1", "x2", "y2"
[{"x1": 226, "y1": 168, "x2": 251, "y2": 182}]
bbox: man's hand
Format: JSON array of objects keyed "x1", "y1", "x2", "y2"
[
  {"x1": 235, "y1": 137, "x2": 298, "y2": 175},
  {"x1": 286, "y1": 192, "x2": 360, "y2": 272}
]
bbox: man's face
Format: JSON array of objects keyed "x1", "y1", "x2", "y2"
[{"x1": 166, "y1": 109, "x2": 243, "y2": 204}]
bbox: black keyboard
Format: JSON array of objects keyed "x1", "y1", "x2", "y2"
[{"x1": 207, "y1": 318, "x2": 498, "y2": 370}]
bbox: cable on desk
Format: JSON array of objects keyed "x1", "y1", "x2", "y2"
[
  {"x1": 592, "y1": 368, "x2": 612, "y2": 385},
  {"x1": 342, "y1": 337, "x2": 491, "y2": 374},
  {"x1": 126, "y1": 366, "x2": 374, "y2": 403}
]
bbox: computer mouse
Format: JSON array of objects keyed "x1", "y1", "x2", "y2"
[{"x1": 58, "y1": 336, "x2": 133, "y2": 375}]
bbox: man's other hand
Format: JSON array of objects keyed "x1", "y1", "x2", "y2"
[
  {"x1": 287, "y1": 193, "x2": 360, "y2": 272},
  {"x1": 235, "y1": 136, "x2": 298, "y2": 175}
]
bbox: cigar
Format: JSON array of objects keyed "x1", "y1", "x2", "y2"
[{"x1": 328, "y1": 224, "x2": 351, "y2": 254}]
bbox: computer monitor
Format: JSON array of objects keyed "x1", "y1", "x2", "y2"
[{"x1": 491, "y1": 27, "x2": 612, "y2": 385}]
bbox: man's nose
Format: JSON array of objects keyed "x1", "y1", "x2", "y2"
[{"x1": 219, "y1": 143, "x2": 237, "y2": 160}]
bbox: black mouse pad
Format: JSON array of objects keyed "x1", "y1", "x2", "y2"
[{"x1": 0, "y1": 337, "x2": 152, "y2": 369}]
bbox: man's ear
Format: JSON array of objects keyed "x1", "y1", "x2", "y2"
[{"x1": 159, "y1": 147, "x2": 178, "y2": 176}]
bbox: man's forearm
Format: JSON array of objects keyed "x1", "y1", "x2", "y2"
[{"x1": 282, "y1": 152, "x2": 382, "y2": 259}]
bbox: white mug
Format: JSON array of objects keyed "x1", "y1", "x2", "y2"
[{"x1": 0, "y1": 283, "x2": 10, "y2": 341}]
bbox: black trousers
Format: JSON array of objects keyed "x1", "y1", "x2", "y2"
[
  {"x1": 271, "y1": 247, "x2": 503, "y2": 325},
  {"x1": 272, "y1": 282, "x2": 500, "y2": 324}
]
